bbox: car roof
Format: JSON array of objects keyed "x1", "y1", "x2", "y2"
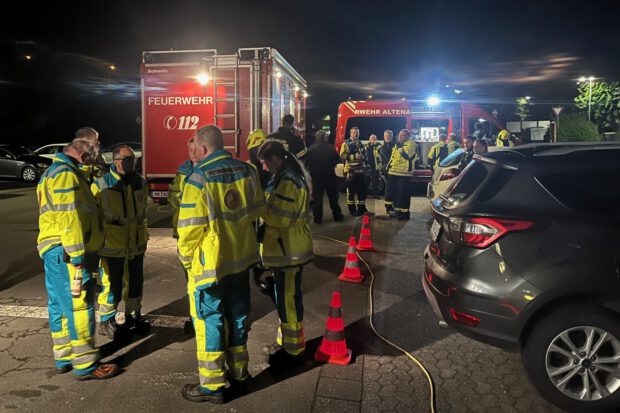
[
  {"x1": 480, "y1": 142, "x2": 620, "y2": 161},
  {"x1": 102, "y1": 142, "x2": 141, "y2": 150}
]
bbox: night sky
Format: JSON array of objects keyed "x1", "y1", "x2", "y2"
[{"x1": 2, "y1": 0, "x2": 619, "y2": 146}]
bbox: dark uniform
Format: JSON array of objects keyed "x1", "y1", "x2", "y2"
[
  {"x1": 339, "y1": 139, "x2": 368, "y2": 216},
  {"x1": 305, "y1": 141, "x2": 343, "y2": 223}
]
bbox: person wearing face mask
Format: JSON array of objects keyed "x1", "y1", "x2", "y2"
[
  {"x1": 37, "y1": 138, "x2": 118, "y2": 380},
  {"x1": 92, "y1": 145, "x2": 150, "y2": 339}
]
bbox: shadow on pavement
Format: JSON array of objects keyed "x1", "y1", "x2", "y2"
[{"x1": 0, "y1": 250, "x2": 42, "y2": 291}]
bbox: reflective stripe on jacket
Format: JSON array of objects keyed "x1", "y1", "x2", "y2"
[
  {"x1": 37, "y1": 154, "x2": 103, "y2": 264},
  {"x1": 177, "y1": 150, "x2": 265, "y2": 289},
  {"x1": 388, "y1": 139, "x2": 418, "y2": 177},
  {"x1": 339, "y1": 139, "x2": 366, "y2": 173},
  {"x1": 92, "y1": 166, "x2": 149, "y2": 258},
  {"x1": 427, "y1": 142, "x2": 448, "y2": 167},
  {"x1": 261, "y1": 168, "x2": 314, "y2": 268},
  {"x1": 167, "y1": 160, "x2": 194, "y2": 239}
]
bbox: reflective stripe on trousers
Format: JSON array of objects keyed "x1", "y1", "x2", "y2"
[
  {"x1": 190, "y1": 271, "x2": 251, "y2": 392},
  {"x1": 273, "y1": 266, "x2": 305, "y2": 355},
  {"x1": 44, "y1": 245, "x2": 99, "y2": 375},
  {"x1": 98, "y1": 255, "x2": 144, "y2": 321}
]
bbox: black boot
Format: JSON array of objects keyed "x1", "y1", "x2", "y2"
[
  {"x1": 333, "y1": 211, "x2": 344, "y2": 222},
  {"x1": 126, "y1": 313, "x2": 151, "y2": 336},
  {"x1": 357, "y1": 204, "x2": 367, "y2": 216},
  {"x1": 348, "y1": 205, "x2": 357, "y2": 216}
]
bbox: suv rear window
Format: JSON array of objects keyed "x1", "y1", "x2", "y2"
[{"x1": 445, "y1": 161, "x2": 488, "y2": 203}]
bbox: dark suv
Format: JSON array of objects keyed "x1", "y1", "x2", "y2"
[{"x1": 423, "y1": 143, "x2": 620, "y2": 413}]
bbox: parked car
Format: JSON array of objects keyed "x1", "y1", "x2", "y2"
[
  {"x1": 33, "y1": 143, "x2": 69, "y2": 159},
  {"x1": 0, "y1": 145, "x2": 53, "y2": 182},
  {"x1": 423, "y1": 142, "x2": 620, "y2": 413},
  {"x1": 426, "y1": 148, "x2": 464, "y2": 201},
  {"x1": 100, "y1": 142, "x2": 142, "y2": 165}
]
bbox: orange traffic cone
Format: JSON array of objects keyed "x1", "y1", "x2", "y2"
[
  {"x1": 357, "y1": 215, "x2": 375, "y2": 251},
  {"x1": 338, "y1": 236, "x2": 364, "y2": 283},
  {"x1": 314, "y1": 291, "x2": 352, "y2": 365}
]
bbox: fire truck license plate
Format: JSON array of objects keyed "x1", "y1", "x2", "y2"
[
  {"x1": 151, "y1": 191, "x2": 169, "y2": 198},
  {"x1": 430, "y1": 220, "x2": 441, "y2": 242}
]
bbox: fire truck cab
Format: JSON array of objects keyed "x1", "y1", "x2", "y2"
[
  {"x1": 141, "y1": 48, "x2": 307, "y2": 202},
  {"x1": 335, "y1": 100, "x2": 503, "y2": 179}
]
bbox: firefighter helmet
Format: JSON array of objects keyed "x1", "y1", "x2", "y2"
[
  {"x1": 498, "y1": 129, "x2": 511, "y2": 140},
  {"x1": 246, "y1": 129, "x2": 268, "y2": 150}
]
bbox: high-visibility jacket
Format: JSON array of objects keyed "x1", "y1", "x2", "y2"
[
  {"x1": 37, "y1": 154, "x2": 103, "y2": 265},
  {"x1": 261, "y1": 168, "x2": 313, "y2": 268},
  {"x1": 387, "y1": 139, "x2": 418, "y2": 177},
  {"x1": 167, "y1": 159, "x2": 194, "y2": 239},
  {"x1": 91, "y1": 166, "x2": 149, "y2": 258},
  {"x1": 496, "y1": 129, "x2": 514, "y2": 147},
  {"x1": 365, "y1": 142, "x2": 383, "y2": 171},
  {"x1": 427, "y1": 141, "x2": 449, "y2": 167},
  {"x1": 177, "y1": 150, "x2": 265, "y2": 289},
  {"x1": 267, "y1": 127, "x2": 308, "y2": 159},
  {"x1": 339, "y1": 139, "x2": 367, "y2": 173}
]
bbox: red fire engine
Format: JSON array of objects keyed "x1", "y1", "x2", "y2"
[
  {"x1": 141, "y1": 48, "x2": 307, "y2": 202},
  {"x1": 335, "y1": 100, "x2": 503, "y2": 180}
]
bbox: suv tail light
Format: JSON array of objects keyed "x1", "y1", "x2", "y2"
[
  {"x1": 447, "y1": 217, "x2": 533, "y2": 248},
  {"x1": 439, "y1": 168, "x2": 461, "y2": 181}
]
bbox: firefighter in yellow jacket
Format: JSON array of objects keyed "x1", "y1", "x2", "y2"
[
  {"x1": 178, "y1": 125, "x2": 265, "y2": 404},
  {"x1": 168, "y1": 137, "x2": 200, "y2": 333},
  {"x1": 93, "y1": 145, "x2": 150, "y2": 339},
  {"x1": 37, "y1": 138, "x2": 118, "y2": 380},
  {"x1": 386, "y1": 129, "x2": 418, "y2": 220},
  {"x1": 496, "y1": 129, "x2": 514, "y2": 147},
  {"x1": 257, "y1": 140, "x2": 314, "y2": 369}
]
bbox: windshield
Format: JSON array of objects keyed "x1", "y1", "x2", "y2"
[
  {"x1": 4, "y1": 146, "x2": 34, "y2": 156},
  {"x1": 439, "y1": 148, "x2": 464, "y2": 167}
]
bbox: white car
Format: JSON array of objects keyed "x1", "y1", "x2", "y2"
[
  {"x1": 427, "y1": 148, "x2": 466, "y2": 201},
  {"x1": 100, "y1": 142, "x2": 142, "y2": 165},
  {"x1": 33, "y1": 143, "x2": 69, "y2": 159}
]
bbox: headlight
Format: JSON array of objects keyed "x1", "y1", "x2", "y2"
[{"x1": 37, "y1": 163, "x2": 49, "y2": 169}]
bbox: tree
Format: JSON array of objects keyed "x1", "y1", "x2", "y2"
[
  {"x1": 574, "y1": 80, "x2": 620, "y2": 132},
  {"x1": 515, "y1": 97, "x2": 531, "y2": 121},
  {"x1": 557, "y1": 112, "x2": 599, "y2": 142}
]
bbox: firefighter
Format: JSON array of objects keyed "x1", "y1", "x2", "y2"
[
  {"x1": 257, "y1": 140, "x2": 314, "y2": 369},
  {"x1": 447, "y1": 132, "x2": 461, "y2": 154},
  {"x1": 427, "y1": 134, "x2": 449, "y2": 168},
  {"x1": 93, "y1": 145, "x2": 150, "y2": 339},
  {"x1": 365, "y1": 134, "x2": 383, "y2": 197},
  {"x1": 246, "y1": 129, "x2": 270, "y2": 189},
  {"x1": 178, "y1": 125, "x2": 265, "y2": 404},
  {"x1": 37, "y1": 138, "x2": 118, "y2": 380},
  {"x1": 380, "y1": 130, "x2": 395, "y2": 213},
  {"x1": 267, "y1": 114, "x2": 308, "y2": 160},
  {"x1": 340, "y1": 126, "x2": 368, "y2": 216},
  {"x1": 305, "y1": 130, "x2": 343, "y2": 224},
  {"x1": 168, "y1": 137, "x2": 201, "y2": 333},
  {"x1": 386, "y1": 129, "x2": 418, "y2": 220},
  {"x1": 496, "y1": 129, "x2": 514, "y2": 147}
]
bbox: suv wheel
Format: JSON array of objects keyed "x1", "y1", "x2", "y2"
[
  {"x1": 522, "y1": 305, "x2": 620, "y2": 413},
  {"x1": 22, "y1": 166, "x2": 37, "y2": 182}
]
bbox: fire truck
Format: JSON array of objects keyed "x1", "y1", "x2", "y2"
[
  {"x1": 141, "y1": 48, "x2": 307, "y2": 202},
  {"x1": 335, "y1": 100, "x2": 503, "y2": 182}
]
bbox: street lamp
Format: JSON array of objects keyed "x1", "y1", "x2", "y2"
[{"x1": 578, "y1": 76, "x2": 596, "y2": 122}]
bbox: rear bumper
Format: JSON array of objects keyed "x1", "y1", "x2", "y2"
[
  {"x1": 411, "y1": 170, "x2": 432, "y2": 184},
  {"x1": 422, "y1": 246, "x2": 522, "y2": 349}
]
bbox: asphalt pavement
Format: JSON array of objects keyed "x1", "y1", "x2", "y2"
[{"x1": 0, "y1": 182, "x2": 564, "y2": 412}]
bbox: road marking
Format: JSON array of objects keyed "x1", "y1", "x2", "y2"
[{"x1": 0, "y1": 304, "x2": 187, "y2": 328}]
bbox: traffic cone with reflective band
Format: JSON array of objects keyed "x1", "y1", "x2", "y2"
[
  {"x1": 357, "y1": 215, "x2": 375, "y2": 251},
  {"x1": 338, "y1": 236, "x2": 364, "y2": 283},
  {"x1": 314, "y1": 291, "x2": 352, "y2": 365}
]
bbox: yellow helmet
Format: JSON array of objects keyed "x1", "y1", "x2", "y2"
[
  {"x1": 246, "y1": 129, "x2": 267, "y2": 150},
  {"x1": 498, "y1": 129, "x2": 510, "y2": 140}
]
